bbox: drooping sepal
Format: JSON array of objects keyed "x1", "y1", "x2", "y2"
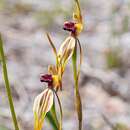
[
  {"x1": 33, "y1": 88, "x2": 54, "y2": 130},
  {"x1": 58, "y1": 36, "x2": 76, "y2": 70}
]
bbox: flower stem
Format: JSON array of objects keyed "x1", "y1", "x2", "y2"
[
  {"x1": 54, "y1": 90, "x2": 62, "y2": 130},
  {"x1": 0, "y1": 34, "x2": 19, "y2": 130},
  {"x1": 72, "y1": 40, "x2": 82, "y2": 130}
]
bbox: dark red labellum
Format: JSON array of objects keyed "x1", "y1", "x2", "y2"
[
  {"x1": 40, "y1": 74, "x2": 53, "y2": 87},
  {"x1": 63, "y1": 21, "x2": 76, "y2": 33}
]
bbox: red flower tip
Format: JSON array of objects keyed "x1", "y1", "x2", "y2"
[{"x1": 63, "y1": 21, "x2": 76, "y2": 33}]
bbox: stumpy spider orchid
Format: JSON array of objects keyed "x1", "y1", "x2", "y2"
[
  {"x1": 63, "y1": 0, "x2": 83, "y2": 130},
  {"x1": 33, "y1": 0, "x2": 83, "y2": 130}
]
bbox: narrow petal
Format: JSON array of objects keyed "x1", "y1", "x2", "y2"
[
  {"x1": 33, "y1": 88, "x2": 54, "y2": 130},
  {"x1": 46, "y1": 33, "x2": 58, "y2": 65},
  {"x1": 48, "y1": 65, "x2": 58, "y2": 75}
]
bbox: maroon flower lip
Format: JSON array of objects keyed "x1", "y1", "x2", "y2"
[
  {"x1": 40, "y1": 74, "x2": 53, "y2": 87},
  {"x1": 63, "y1": 21, "x2": 76, "y2": 33}
]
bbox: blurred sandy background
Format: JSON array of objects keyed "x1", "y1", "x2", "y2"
[{"x1": 0, "y1": 0, "x2": 130, "y2": 130}]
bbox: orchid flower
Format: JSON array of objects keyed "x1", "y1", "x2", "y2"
[
  {"x1": 46, "y1": 33, "x2": 76, "y2": 91},
  {"x1": 63, "y1": 0, "x2": 83, "y2": 36},
  {"x1": 63, "y1": 0, "x2": 83, "y2": 130},
  {"x1": 33, "y1": 74, "x2": 62, "y2": 130},
  {"x1": 63, "y1": 0, "x2": 83, "y2": 82},
  {"x1": 33, "y1": 86, "x2": 54, "y2": 130},
  {"x1": 33, "y1": 74, "x2": 54, "y2": 130}
]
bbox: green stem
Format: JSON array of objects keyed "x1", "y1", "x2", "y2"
[
  {"x1": 72, "y1": 40, "x2": 82, "y2": 130},
  {"x1": 0, "y1": 34, "x2": 19, "y2": 130}
]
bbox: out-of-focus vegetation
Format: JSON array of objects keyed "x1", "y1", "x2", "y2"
[
  {"x1": 105, "y1": 47, "x2": 122, "y2": 69},
  {"x1": 114, "y1": 123, "x2": 129, "y2": 130},
  {"x1": 10, "y1": 3, "x2": 33, "y2": 14},
  {"x1": 0, "y1": 0, "x2": 5, "y2": 11},
  {"x1": 0, "y1": 125, "x2": 8, "y2": 130},
  {"x1": 34, "y1": 8, "x2": 70, "y2": 29}
]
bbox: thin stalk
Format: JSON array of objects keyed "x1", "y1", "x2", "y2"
[
  {"x1": 72, "y1": 39, "x2": 82, "y2": 130},
  {"x1": 54, "y1": 91, "x2": 62, "y2": 130},
  {"x1": 0, "y1": 34, "x2": 19, "y2": 130}
]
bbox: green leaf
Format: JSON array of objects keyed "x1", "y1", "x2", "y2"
[
  {"x1": 46, "y1": 112, "x2": 58, "y2": 130},
  {"x1": 46, "y1": 102, "x2": 59, "y2": 130}
]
